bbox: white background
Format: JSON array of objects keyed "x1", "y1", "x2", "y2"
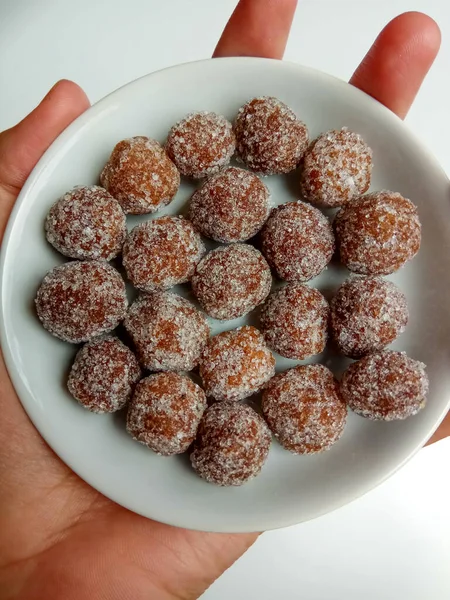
[{"x1": 0, "y1": 1, "x2": 449, "y2": 598}]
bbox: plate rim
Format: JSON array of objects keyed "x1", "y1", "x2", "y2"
[{"x1": 1, "y1": 56, "x2": 450, "y2": 532}]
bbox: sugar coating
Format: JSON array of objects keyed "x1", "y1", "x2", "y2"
[
  {"x1": 191, "y1": 244, "x2": 272, "y2": 320},
  {"x1": 330, "y1": 277, "x2": 408, "y2": 358},
  {"x1": 301, "y1": 128, "x2": 373, "y2": 207},
  {"x1": 260, "y1": 284, "x2": 329, "y2": 360},
  {"x1": 68, "y1": 336, "x2": 141, "y2": 414},
  {"x1": 190, "y1": 402, "x2": 271, "y2": 486},
  {"x1": 127, "y1": 372, "x2": 207, "y2": 456},
  {"x1": 234, "y1": 96, "x2": 309, "y2": 175},
  {"x1": 199, "y1": 326, "x2": 275, "y2": 402},
  {"x1": 262, "y1": 364, "x2": 347, "y2": 454},
  {"x1": 124, "y1": 292, "x2": 210, "y2": 372},
  {"x1": 334, "y1": 190, "x2": 421, "y2": 275},
  {"x1": 35, "y1": 261, "x2": 128, "y2": 343},
  {"x1": 122, "y1": 215, "x2": 205, "y2": 292},
  {"x1": 166, "y1": 111, "x2": 235, "y2": 178},
  {"x1": 189, "y1": 167, "x2": 270, "y2": 242},
  {"x1": 100, "y1": 136, "x2": 180, "y2": 214},
  {"x1": 45, "y1": 185, "x2": 127, "y2": 261},
  {"x1": 260, "y1": 201, "x2": 334, "y2": 282},
  {"x1": 340, "y1": 351, "x2": 428, "y2": 420}
]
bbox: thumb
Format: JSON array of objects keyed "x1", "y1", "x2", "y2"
[{"x1": 0, "y1": 79, "x2": 90, "y2": 200}]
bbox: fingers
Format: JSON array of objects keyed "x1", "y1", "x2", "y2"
[
  {"x1": 427, "y1": 413, "x2": 450, "y2": 445},
  {"x1": 0, "y1": 80, "x2": 90, "y2": 197},
  {"x1": 350, "y1": 12, "x2": 441, "y2": 120},
  {"x1": 213, "y1": 0, "x2": 298, "y2": 59}
]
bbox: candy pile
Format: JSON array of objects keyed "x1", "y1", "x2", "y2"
[{"x1": 36, "y1": 96, "x2": 427, "y2": 487}]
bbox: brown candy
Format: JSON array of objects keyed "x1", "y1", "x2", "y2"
[
  {"x1": 45, "y1": 185, "x2": 127, "y2": 261},
  {"x1": 189, "y1": 167, "x2": 270, "y2": 242},
  {"x1": 334, "y1": 191, "x2": 421, "y2": 275},
  {"x1": 262, "y1": 364, "x2": 347, "y2": 454},
  {"x1": 127, "y1": 373, "x2": 207, "y2": 456},
  {"x1": 199, "y1": 326, "x2": 275, "y2": 402},
  {"x1": 68, "y1": 336, "x2": 141, "y2": 413},
  {"x1": 35, "y1": 261, "x2": 127, "y2": 343},
  {"x1": 340, "y1": 351, "x2": 428, "y2": 420},
  {"x1": 260, "y1": 201, "x2": 335, "y2": 282},
  {"x1": 100, "y1": 136, "x2": 180, "y2": 214},
  {"x1": 124, "y1": 292, "x2": 209, "y2": 372},
  {"x1": 166, "y1": 112, "x2": 235, "y2": 178},
  {"x1": 122, "y1": 216, "x2": 205, "y2": 292},
  {"x1": 330, "y1": 277, "x2": 408, "y2": 358},
  {"x1": 301, "y1": 128, "x2": 373, "y2": 207},
  {"x1": 260, "y1": 284, "x2": 329, "y2": 360},
  {"x1": 191, "y1": 244, "x2": 272, "y2": 320},
  {"x1": 234, "y1": 97, "x2": 309, "y2": 175},
  {"x1": 191, "y1": 402, "x2": 271, "y2": 486}
]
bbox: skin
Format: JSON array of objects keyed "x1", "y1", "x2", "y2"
[{"x1": 0, "y1": 2, "x2": 447, "y2": 598}]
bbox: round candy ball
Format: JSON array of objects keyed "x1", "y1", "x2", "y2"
[
  {"x1": 234, "y1": 96, "x2": 309, "y2": 175},
  {"x1": 45, "y1": 185, "x2": 127, "y2": 261},
  {"x1": 124, "y1": 292, "x2": 210, "y2": 372},
  {"x1": 260, "y1": 201, "x2": 334, "y2": 282},
  {"x1": 191, "y1": 244, "x2": 272, "y2": 320},
  {"x1": 301, "y1": 128, "x2": 373, "y2": 208},
  {"x1": 122, "y1": 216, "x2": 205, "y2": 292},
  {"x1": 68, "y1": 336, "x2": 141, "y2": 413},
  {"x1": 127, "y1": 372, "x2": 207, "y2": 456},
  {"x1": 262, "y1": 364, "x2": 347, "y2": 454},
  {"x1": 340, "y1": 351, "x2": 428, "y2": 420},
  {"x1": 260, "y1": 284, "x2": 329, "y2": 360},
  {"x1": 191, "y1": 402, "x2": 271, "y2": 486},
  {"x1": 35, "y1": 261, "x2": 127, "y2": 343},
  {"x1": 334, "y1": 191, "x2": 421, "y2": 275},
  {"x1": 330, "y1": 277, "x2": 408, "y2": 358},
  {"x1": 189, "y1": 167, "x2": 270, "y2": 242},
  {"x1": 100, "y1": 136, "x2": 180, "y2": 214},
  {"x1": 166, "y1": 111, "x2": 235, "y2": 178},
  {"x1": 199, "y1": 326, "x2": 275, "y2": 402}
]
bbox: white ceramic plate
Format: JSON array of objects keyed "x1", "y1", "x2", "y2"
[{"x1": 2, "y1": 58, "x2": 450, "y2": 533}]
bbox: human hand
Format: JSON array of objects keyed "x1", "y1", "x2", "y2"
[{"x1": 0, "y1": 2, "x2": 445, "y2": 598}]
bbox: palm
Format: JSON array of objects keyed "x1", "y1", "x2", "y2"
[{"x1": 0, "y1": 3, "x2": 446, "y2": 599}]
